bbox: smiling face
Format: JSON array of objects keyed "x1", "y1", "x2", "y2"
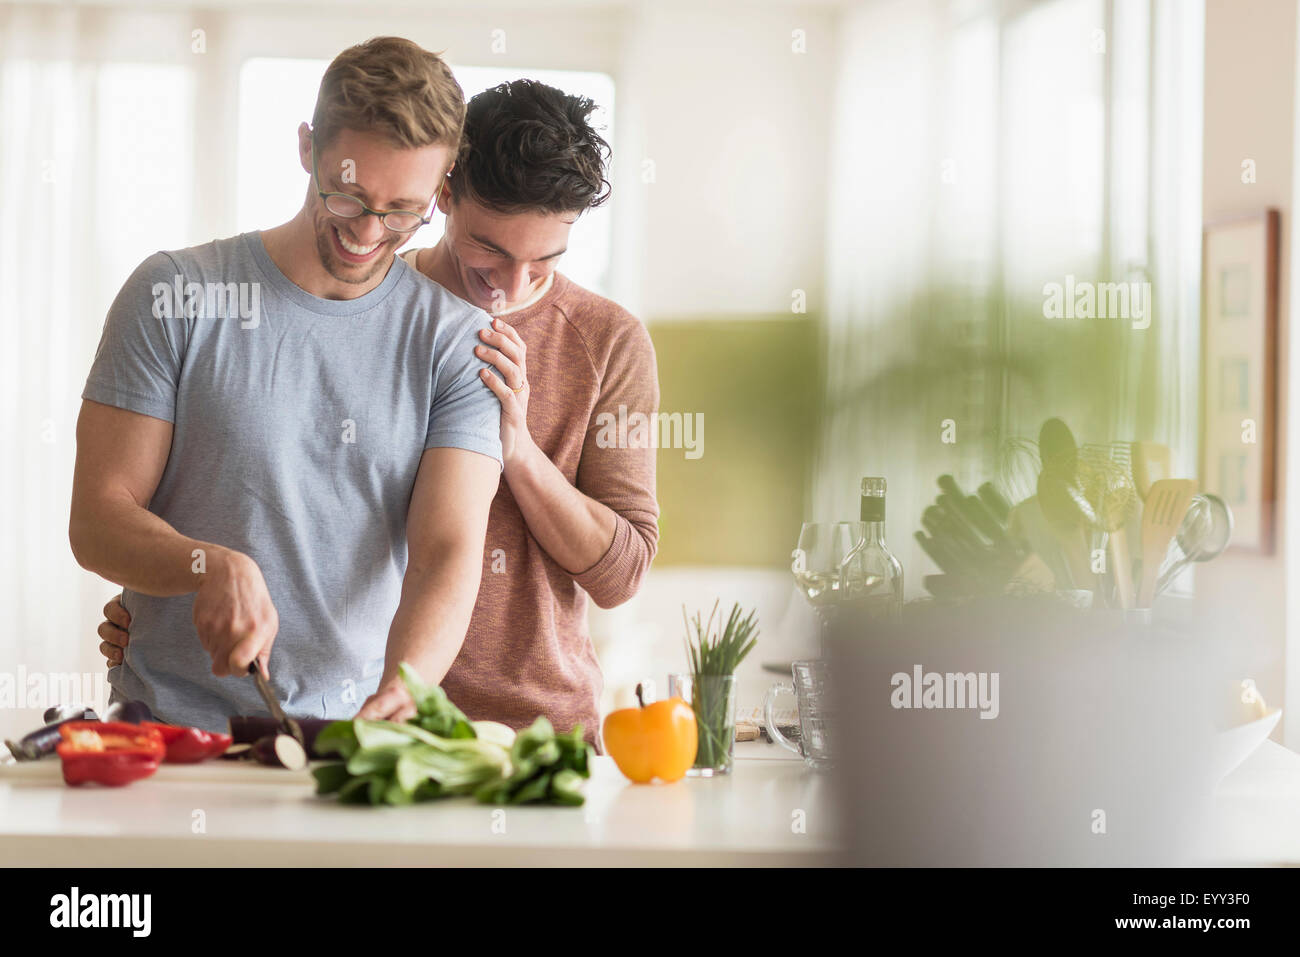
[
  {"x1": 298, "y1": 123, "x2": 451, "y2": 288},
  {"x1": 437, "y1": 188, "x2": 578, "y2": 312}
]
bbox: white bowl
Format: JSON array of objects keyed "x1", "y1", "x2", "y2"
[{"x1": 1210, "y1": 708, "x2": 1282, "y2": 784}]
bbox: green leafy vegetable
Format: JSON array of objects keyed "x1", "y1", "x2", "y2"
[
  {"x1": 311, "y1": 761, "x2": 351, "y2": 794},
  {"x1": 314, "y1": 720, "x2": 360, "y2": 760},
  {"x1": 473, "y1": 717, "x2": 593, "y2": 806},
  {"x1": 311, "y1": 664, "x2": 591, "y2": 808},
  {"x1": 345, "y1": 744, "x2": 406, "y2": 776},
  {"x1": 550, "y1": 769, "x2": 586, "y2": 806},
  {"x1": 400, "y1": 663, "x2": 476, "y2": 739}
]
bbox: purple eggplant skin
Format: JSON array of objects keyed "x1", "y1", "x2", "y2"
[
  {"x1": 104, "y1": 700, "x2": 153, "y2": 724},
  {"x1": 250, "y1": 735, "x2": 308, "y2": 770},
  {"x1": 230, "y1": 717, "x2": 332, "y2": 758},
  {"x1": 43, "y1": 704, "x2": 93, "y2": 724},
  {"x1": 10, "y1": 709, "x2": 101, "y2": 761}
]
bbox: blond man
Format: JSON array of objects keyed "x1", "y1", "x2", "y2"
[{"x1": 71, "y1": 37, "x2": 501, "y2": 727}]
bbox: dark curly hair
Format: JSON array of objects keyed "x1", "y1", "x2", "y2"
[{"x1": 447, "y1": 79, "x2": 611, "y2": 214}]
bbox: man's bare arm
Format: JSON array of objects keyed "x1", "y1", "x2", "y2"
[
  {"x1": 70, "y1": 399, "x2": 279, "y2": 677},
  {"x1": 356, "y1": 446, "x2": 501, "y2": 721},
  {"x1": 70, "y1": 400, "x2": 203, "y2": 594}
]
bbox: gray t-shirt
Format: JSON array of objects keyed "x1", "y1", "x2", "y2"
[{"x1": 83, "y1": 231, "x2": 502, "y2": 731}]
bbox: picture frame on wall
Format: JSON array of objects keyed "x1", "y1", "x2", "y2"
[{"x1": 1200, "y1": 209, "x2": 1280, "y2": 553}]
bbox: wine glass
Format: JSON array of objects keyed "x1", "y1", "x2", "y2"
[{"x1": 792, "y1": 521, "x2": 867, "y2": 654}]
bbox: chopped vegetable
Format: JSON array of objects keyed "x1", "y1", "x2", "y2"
[
  {"x1": 220, "y1": 743, "x2": 253, "y2": 760},
  {"x1": 471, "y1": 721, "x2": 517, "y2": 749},
  {"x1": 251, "y1": 734, "x2": 308, "y2": 770},
  {"x1": 474, "y1": 717, "x2": 592, "y2": 806},
  {"x1": 399, "y1": 662, "x2": 476, "y2": 739},
  {"x1": 103, "y1": 700, "x2": 155, "y2": 724},
  {"x1": 228, "y1": 717, "x2": 335, "y2": 758},
  {"x1": 310, "y1": 663, "x2": 591, "y2": 807},
  {"x1": 56, "y1": 721, "x2": 165, "y2": 787},
  {"x1": 142, "y1": 722, "x2": 232, "y2": 763},
  {"x1": 5, "y1": 708, "x2": 100, "y2": 762}
]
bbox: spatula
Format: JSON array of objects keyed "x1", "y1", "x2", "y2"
[{"x1": 1136, "y1": 478, "x2": 1198, "y2": 607}]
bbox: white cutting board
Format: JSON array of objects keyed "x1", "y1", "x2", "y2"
[{"x1": 0, "y1": 757, "x2": 314, "y2": 785}]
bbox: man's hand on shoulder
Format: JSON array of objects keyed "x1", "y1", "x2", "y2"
[
  {"x1": 192, "y1": 548, "x2": 279, "y2": 677},
  {"x1": 475, "y1": 317, "x2": 533, "y2": 469}
]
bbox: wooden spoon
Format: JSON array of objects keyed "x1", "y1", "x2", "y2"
[
  {"x1": 1131, "y1": 442, "x2": 1171, "y2": 501},
  {"x1": 1136, "y1": 479, "x2": 1198, "y2": 608}
]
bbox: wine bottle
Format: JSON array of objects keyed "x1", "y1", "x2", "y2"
[{"x1": 840, "y1": 476, "x2": 904, "y2": 621}]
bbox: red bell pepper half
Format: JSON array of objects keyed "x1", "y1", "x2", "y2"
[
  {"x1": 142, "y1": 722, "x2": 232, "y2": 763},
  {"x1": 56, "y1": 722, "x2": 165, "y2": 787}
]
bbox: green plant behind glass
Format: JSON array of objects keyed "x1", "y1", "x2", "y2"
[{"x1": 683, "y1": 601, "x2": 759, "y2": 768}]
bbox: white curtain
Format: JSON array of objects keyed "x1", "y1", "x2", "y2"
[
  {"x1": 0, "y1": 5, "x2": 199, "y2": 695},
  {"x1": 814, "y1": 0, "x2": 1204, "y2": 594}
]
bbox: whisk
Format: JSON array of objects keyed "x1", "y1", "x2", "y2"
[
  {"x1": 995, "y1": 436, "x2": 1042, "y2": 507},
  {"x1": 1077, "y1": 442, "x2": 1139, "y2": 607}
]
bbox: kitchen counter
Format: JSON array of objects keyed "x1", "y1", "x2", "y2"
[
  {"x1": 0, "y1": 740, "x2": 840, "y2": 867},
  {"x1": 9, "y1": 731, "x2": 1291, "y2": 867},
  {"x1": 1209, "y1": 738, "x2": 1300, "y2": 865}
]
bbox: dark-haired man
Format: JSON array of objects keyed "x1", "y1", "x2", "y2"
[
  {"x1": 98, "y1": 78, "x2": 659, "y2": 748},
  {"x1": 405, "y1": 80, "x2": 659, "y2": 745}
]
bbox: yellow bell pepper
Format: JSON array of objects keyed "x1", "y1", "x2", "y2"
[{"x1": 603, "y1": 683, "x2": 698, "y2": 783}]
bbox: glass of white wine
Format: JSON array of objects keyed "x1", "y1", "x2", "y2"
[{"x1": 792, "y1": 521, "x2": 868, "y2": 654}]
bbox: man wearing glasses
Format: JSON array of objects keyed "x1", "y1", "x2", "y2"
[{"x1": 70, "y1": 37, "x2": 502, "y2": 727}]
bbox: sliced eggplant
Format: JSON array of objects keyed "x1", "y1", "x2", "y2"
[
  {"x1": 251, "y1": 734, "x2": 308, "y2": 771},
  {"x1": 219, "y1": 742, "x2": 254, "y2": 761},
  {"x1": 229, "y1": 717, "x2": 332, "y2": 758}
]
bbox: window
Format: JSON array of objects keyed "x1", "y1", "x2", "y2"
[{"x1": 817, "y1": 0, "x2": 1203, "y2": 590}]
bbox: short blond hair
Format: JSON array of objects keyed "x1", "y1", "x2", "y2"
[{"x1": 311, "y1": 37, "x2": 465, "y2": 152}]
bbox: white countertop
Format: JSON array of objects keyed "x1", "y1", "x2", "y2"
[
  {"x1": 1209, "y1": 738, "x2": 1300, "y2": 865},
  {"x1": 0, "y1": 740, "x2": 839, "y2": 866},
  {"x1": 7, "y1": 732, "x2": 1294, "y2": 866}
]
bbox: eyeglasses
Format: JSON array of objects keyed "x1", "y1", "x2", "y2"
[{"x1": 309, "y1": 131, "x2": 443, "y2": 233}]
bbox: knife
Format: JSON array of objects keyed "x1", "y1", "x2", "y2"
[{"x1": 247, "y1": 661, "x2": 305, "y2": 747}]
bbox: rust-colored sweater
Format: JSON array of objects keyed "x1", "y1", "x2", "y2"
[{"x1": 436, "y1": 271, "x2": 660, "y2": 750}]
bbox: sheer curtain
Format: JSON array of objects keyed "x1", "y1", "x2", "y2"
[
  {"x1": 814, "y1": 0, "x2": 1204, "y2": 594},
  {"x1": 0, "y1": 5, "x2": 198, "y2": 697}
]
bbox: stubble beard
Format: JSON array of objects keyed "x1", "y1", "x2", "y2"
[{"x1": 314, "y1": 217, "x2": 395, "y2": 286}]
